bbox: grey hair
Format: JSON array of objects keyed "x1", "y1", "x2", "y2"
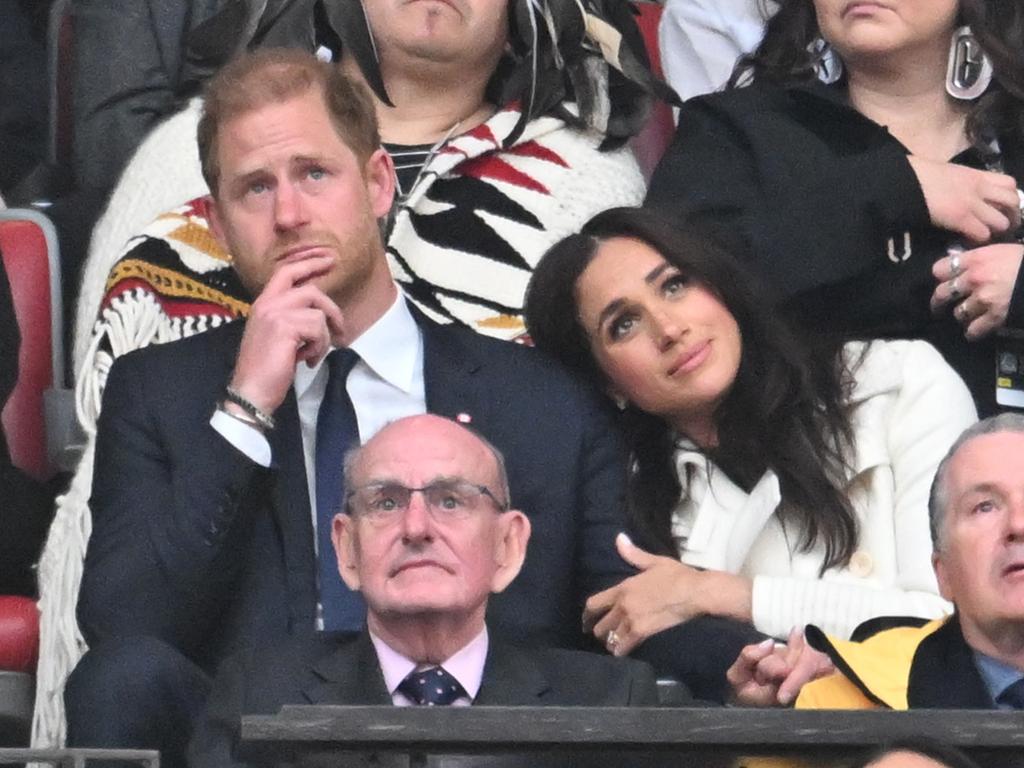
[
  {"x1": 928, "y1": 413, "x2": 1024, "y2": 549},
  {"x1": 340, "y1": 421, "x2": 512, "y2": 513}
]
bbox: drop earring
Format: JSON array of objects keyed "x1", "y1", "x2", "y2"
[
  {"x1": 808, "y1": 37, "x2": 843, "y2": 85},
  {"x1": 946, "y1": 26, "x2": 993, "y2": 101}
]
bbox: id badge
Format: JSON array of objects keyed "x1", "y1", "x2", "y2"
[{"x1": 996, "y1": 335, "x2": 1024, "y2": 408}]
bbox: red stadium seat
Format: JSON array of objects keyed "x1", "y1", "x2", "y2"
[
  {"x1": 631, "y1": 1, "x2": 676, "y2": 180},
  {"x1": 0, "y1": 209, "x2": 60, "y2": 743},
  {"x1": 0, "y1": 209, "x2": 64, "y2": 482}
]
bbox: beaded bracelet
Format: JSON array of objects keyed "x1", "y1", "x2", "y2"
[{"x1": 224, "y1": 387, "x2": 276, "y2": 431}]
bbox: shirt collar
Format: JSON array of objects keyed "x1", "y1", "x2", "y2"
[
  {"x1": 371, "y1": 626, "x2": 489, "y2": 702},
  {"x1": 972, "y1": 650, "x2": 1024, "y2": 706},
  {"x1": 293, "y1": 290, "x2": 420, "y2": 399}
]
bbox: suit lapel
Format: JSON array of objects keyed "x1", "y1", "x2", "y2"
[
  {"x1": 303, "y1": 633, "x2": 392, "y2": 705},
  {"x1": 475, "y1": 641, "x2": 551, "y2": 705},
  {"x1": 907, "y1": 614, "x2": 994, "y2": 708},
  {"x1": 416, "y1": 311, "x2": 486, "y2": 421}
]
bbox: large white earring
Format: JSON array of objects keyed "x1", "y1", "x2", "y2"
[
  {"x1": 946, "y1": 26, "x2": 993, "y2": 101},
  {"x1": 808, "y1": 37, "x2": 843, "y2": 85}
]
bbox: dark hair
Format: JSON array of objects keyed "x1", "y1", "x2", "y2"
[
  {"x1": 197, "y1": 49, "x2": 380, "y2": 196},
  {"x1": 849, "y1": 739, "x2": 982, "y2": 768},
  {"x1": 524, "y1": 207, "x2": 858, "y2": 571},
  {"x1": 730, "y1": 0, "x2": 1024, "y2": 150}
]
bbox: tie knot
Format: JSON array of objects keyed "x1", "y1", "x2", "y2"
[
  {"x1": 327, "y1": 348, "x2": 361, "y2": 381},
  {"x1": 398, "y1": 666, "x2": 466, "y2": 706},
  {"x1": 997, "y1": 677, "x2": 1024, "y2": 709}
]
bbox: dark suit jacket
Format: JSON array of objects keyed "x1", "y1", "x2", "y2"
[
  {"x1": 188, "y1": 632, "x2": 661, "y2": 768},
  {"x1": 907, "y1": 614, "x2": 995, "y2": 709},
  {"x1": 80, "y1": 314, "x2": 631, "y2": 668}
]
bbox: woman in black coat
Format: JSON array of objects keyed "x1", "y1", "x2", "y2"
[{"x1": 647, "y1": 0, "x2": 1024, "y2": 416}]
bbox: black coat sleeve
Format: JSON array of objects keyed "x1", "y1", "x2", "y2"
[{"x1": 645, "y1": 90, "x2": 932, "y2": 300}]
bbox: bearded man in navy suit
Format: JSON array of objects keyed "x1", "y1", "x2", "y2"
[{"x1": 66, "y1": 48, "x2": 741, "y2": 768}]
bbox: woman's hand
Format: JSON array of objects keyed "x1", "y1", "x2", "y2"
[
  {"x1": 908, "y1": 156, "x2": 1020, "y2": 243},
  {"x1": 931, "y1": 243, "x2": 1024, "y2": 339},
  {"x1": 583, "y1": 533, "x2": 752, "y2": 656},
  {"x1": 726, "y1": 628, "x2": 835, "y2": 708}
]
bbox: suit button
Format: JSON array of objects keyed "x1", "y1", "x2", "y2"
[{"x1": 849, "y1": 550, "x2": 873, "y2": 578}]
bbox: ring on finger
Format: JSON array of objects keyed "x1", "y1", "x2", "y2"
[
  {"x1": 950, "y1": 277, "x2": 962, "y2": 301},
  {"x1": 950, "y1": 252, "x2": 962, "y2": 278},
  {"x1": 956, "y1": 301, "x2": 970, "y2": 323},
  {"x1": 606, "y1": 630, "x2": 620, "y2": 650}
]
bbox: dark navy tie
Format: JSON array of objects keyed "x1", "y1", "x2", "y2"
[
  {"x1": 997, "y1": 677, "x2": 1024, "y2": 709},
  {"x1": 398, "y1": 666, "x2": 467, "y2": 706},
  {"x1": 315, "y1": 348, "x2": 365, "y2": 632}
]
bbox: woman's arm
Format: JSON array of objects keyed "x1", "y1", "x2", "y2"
[{"x1": 583, "y1": 533, "x2": 753, "y2": 656}]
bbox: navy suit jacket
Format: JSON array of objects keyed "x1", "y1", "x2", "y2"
[
  {"x1": 188, "y1": 632, "x2": 662, "y2": 768},
  {"x1": 81, "y1": 314, "x2": 631, "y2": 667},
  {"x1": 80, "y1": 312, "x2": 762, "y2": 698}
]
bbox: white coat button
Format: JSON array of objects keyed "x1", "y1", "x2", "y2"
[{"x1": 849, "y1": 550, "x2": 874, "y2": 578}]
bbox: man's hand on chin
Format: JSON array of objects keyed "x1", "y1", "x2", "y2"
[{"x1": 229, "y1": 255, "x2": 346, "y2": 415}]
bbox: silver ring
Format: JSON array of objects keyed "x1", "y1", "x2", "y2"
[
  {"x1": 950, "y1": 277, "x2": 962, "y2": 301},
  {"x1": 606, "y1": 630, "x2": 619, "y2": 649},
  {"x1": 950, "y1": 253, "x2": 962, "y2": 278},
  {"x1": 956, "y1": 301, "x2": 969, "y2": 322}
]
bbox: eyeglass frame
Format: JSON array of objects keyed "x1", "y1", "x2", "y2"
[{"x1": 344, "y1": 478, "x2": 510, "y2": 525}]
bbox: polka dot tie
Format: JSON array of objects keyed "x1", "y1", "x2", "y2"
[{"x1": 397, "y1": 666, "x2": 466, "y2": 706}]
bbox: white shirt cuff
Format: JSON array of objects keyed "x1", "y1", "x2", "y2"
[{"x1": 210, "y1": 409, "x2": 272, "y2": 467}]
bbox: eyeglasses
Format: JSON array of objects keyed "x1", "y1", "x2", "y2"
[{"x1": 346, "y1": 479, "x2": 508, "y2": 526}]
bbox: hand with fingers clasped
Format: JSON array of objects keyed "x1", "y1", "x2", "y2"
[
  {"x1": 584, "y1": 533, "x2": 753, "y2": 657},
  {"x1": 726, "y1": 628, "x2": 835, "y2": 708},
  {"x1": 228, "y1": 255, "x2": 346, "y2": 419},
  {"x1": 931, "y1": 242, "x2": 1024, "y2": 340}
]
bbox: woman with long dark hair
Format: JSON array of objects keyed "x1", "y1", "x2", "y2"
[
  {"x1": 525, "y1": 207, "x2": 975, "y2": 654},
  {"x1": 646, "y1": 0, "x2": 1024, "y2": 417}
]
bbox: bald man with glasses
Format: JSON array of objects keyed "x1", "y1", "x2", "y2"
[{"x1": 189, "y1": 414, "x2": 660, "y2": 768}]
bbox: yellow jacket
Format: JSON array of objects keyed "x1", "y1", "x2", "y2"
[{"x1": 796, "y1": 618, "x2": 948, "y2": 710}]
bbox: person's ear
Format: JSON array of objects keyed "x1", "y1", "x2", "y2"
[
  {"x1": 932, "y1": 550, "x2": 953, "y2": 602},
  {"x1": 489, "y1": 511, "x2": 531, "y2": 593},
  {"x1": 333, "y1": 513, "x2": 362, "y2": 591},
  {"x1": 364, "y1": 148, "x2": 396, "y2": 220}
]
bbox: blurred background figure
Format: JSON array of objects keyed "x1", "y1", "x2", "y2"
[{"x1": 659, "y1": 0, "x2": 778, "y2": 102}]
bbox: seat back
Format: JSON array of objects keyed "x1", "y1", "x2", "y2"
[
  {"x1": 0, "y1": 210, "x2": 64, "y2": 481},
  {"x1": 630, "y1": 0, "x2": 676, "y2": 180}
]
